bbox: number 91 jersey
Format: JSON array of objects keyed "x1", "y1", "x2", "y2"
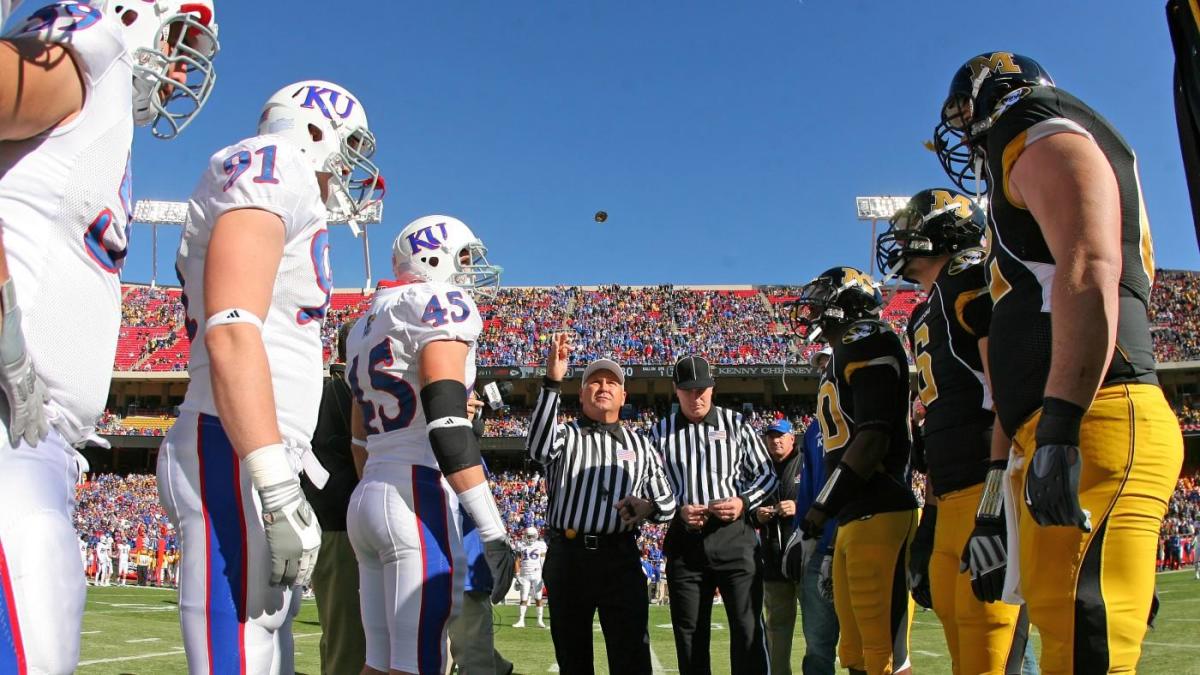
[
  {"x1": 346, "y1": 280, "x2": 482, "y2": 468},
  {"x1": 176, "y1": 134, "x2": 332, "y2": 446}
]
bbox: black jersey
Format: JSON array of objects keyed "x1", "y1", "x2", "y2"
[
  {"x1": 982, "y1": 85, "x2": 1159, "y2": 438},
  {"x1": 906, "y1": 249, "x2": 995, "y2": 496},
  {"x1": 816, "y1": 319, "x2": 917, "y2": 523}
]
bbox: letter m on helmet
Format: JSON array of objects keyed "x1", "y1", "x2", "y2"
[{"x1": 968, "y1": 52, "x2": 1022, "y2": 81}]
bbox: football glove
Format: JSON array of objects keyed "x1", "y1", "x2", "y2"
[
  {"x1": 486, "y1": 537, "x2": 517, "y2": 605},
  {"x1": 961, "y1": 460, "x2": 1009, "y2": 602},
  {"x1": 0, "y1": 278, "x2": 48, "y2": 447},
  {"x1": 817, "y1": 553, "x2": 835, "y2": 604},
  {"x1": 907, "y1": 504, "x2": 936, "y2": 609},
  {"x1": 258, "y1": 477, "x2": 322, "y2": 587},
  {"x1": 1026, "y1": 397, "x2": 1091, "y2": 532}
]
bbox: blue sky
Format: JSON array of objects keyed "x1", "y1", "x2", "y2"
[{"x1": 35, "y1": 1, "x2": 1200, "y2": 286}]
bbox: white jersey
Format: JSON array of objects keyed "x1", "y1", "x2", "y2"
[
  {"x1": 516, "y1": 540, "x2": 547, "y2": 578},
  {"x1": 346, "y1": 280, "x2": 482, "y2": 468},
  {"x1": 117, "y1": 542, "x2": 129, "y2": 565},
  {"x1": 0, "y1": 2, "x2": 133, "y2": 445},
  {"x1": 176, "y1": 134, "x2": 331, "y2": 447}
]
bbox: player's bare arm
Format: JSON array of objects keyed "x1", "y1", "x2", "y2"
[
  {"x1": 1009, "y1": 131, "x2": 1122, "y2": 410},
  {"x1": 203, "y1": 207, "x2": 286, "y2": 458},
  {"x1": 0, "y1": 37, "x2": 83, "y2": 142}
]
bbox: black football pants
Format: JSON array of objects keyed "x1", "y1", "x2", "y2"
[{"x1": 665, "y1": 518, "x2": 768, "y2": 675}]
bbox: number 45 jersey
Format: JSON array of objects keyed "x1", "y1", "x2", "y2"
[
  {"x1": 176, "y1": 134, "x2": 332, "y2": 446},
  {"x1": 346, "y1": 280, "x2": 482, "y2": 468}
]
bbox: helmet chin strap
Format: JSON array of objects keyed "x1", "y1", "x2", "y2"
[{"x1": 973, "y1": 155, "x2": 984, "y2": 201}]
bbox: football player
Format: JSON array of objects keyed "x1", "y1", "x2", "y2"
[
  {"x1": 792, "y1": 267, "x2": 918, "y2": 675},
  {"x1": 346, "y1": 214, "x2": 506, "y2": 675},
  {"x1": 156, "y1": 80, "x2": 381, "y2": 675},
  {"x1": 933, "y1": 52, "x2": 1184, "y2": 673},
  {"x1": 513, "y1": 526, "x2": 548, "y2": 628},
  {"x1": 878, "y1": 189, "x2": 1030, "y2": 673},
  {"x1": 0, "y1": 2, "x2": 217, "y2": 672}
]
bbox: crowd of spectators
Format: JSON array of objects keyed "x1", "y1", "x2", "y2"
[
  {"x1": 111, "y1": 272, "x2": 1200, "y2": 372},
  {"x1": 1159, "y1": 470, "x2": 1200, "y2": 572},
  {"x1": 1150, "y1": 270, "x2": 1200, "y2": 363}
]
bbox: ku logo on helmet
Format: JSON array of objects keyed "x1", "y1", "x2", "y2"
[
  {"x1": 407, "y1": 223, "x2": 450, "y2": 255},
  {"x1": 300, "y1": 86, "x2": 359, "y2": 120}
]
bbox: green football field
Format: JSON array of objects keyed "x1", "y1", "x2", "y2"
[{"x1": 77, "y1": 571, "x2": 1200, "y2": 674}]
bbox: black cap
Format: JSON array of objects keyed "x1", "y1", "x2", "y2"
[{"x1": 673, "y1": 355, "x2": 715, "y2": 390}]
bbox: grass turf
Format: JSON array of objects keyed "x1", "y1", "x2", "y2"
[{"x1": 76, "y1": 570, "x2": 1200, "y2": 674}]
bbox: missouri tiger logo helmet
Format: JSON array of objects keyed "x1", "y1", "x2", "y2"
[
  {"x1": 875, "y1": 188, "x2": 986, "y2": 282},
  {"x1": 788, "y1": 267, "x2": 883, "y2": 342},
  {"x1": 932, "y1": 52, "x2": 1054, "y2": 192}
]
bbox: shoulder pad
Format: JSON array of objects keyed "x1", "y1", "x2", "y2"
[
  {"x1": 841, "y1": 319, "x2": 884, "y2": 345},
  {"x1": 947, "y1": 248, "x2": 987, "y2": 276}
]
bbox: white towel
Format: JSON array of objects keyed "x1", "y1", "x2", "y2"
[{"x1": 1001, "y1": 447, "x2": 1025, "y2": 605}]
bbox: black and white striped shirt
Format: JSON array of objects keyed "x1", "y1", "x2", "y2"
[
  {"x1": 652, "y1": 406, "x2": 776, "y2": 509},
  {"x1": 527, "y1": 382, "x2": 677, "y2": 534}
]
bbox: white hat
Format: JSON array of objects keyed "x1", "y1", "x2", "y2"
[
  {"x1": 582, "y1": 358, "x2": 625, "y2": 385},
  {"x1": 808, "y1": 345, "x2": 833, "y2": 368}
]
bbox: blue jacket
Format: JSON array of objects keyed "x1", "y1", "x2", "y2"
[{"x1": 794, "y1": 424, "x2": 837, "y2": 552}]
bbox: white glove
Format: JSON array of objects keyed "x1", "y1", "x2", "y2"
[
  {"x1": 0, "y1": 278, "x2": 48, "y2": 447},
  {"x1": 248, "y1": 444, "x2": 321, "y2": 587}
]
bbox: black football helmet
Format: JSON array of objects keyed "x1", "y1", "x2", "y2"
[
  {"x1": 933, "y1": 52, "x2": 1054, "y2": 191},
  {"x1": 789, "y1": 267, "x2": 883, "y2": 341},
  {"x1": 875, "y1": 188, "x2": 986, "y2": 281}
]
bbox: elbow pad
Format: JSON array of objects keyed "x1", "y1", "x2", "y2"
[{"x1": 420, "y1": 380, "x2": 482, "y2": 476}]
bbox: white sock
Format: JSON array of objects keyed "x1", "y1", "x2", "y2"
[
  {"x1": 537, "y1": 605, "x2": 544, "y2": 621},
  {"x1": 518, "y1": 604, "x2": 527, "y2": 621}
]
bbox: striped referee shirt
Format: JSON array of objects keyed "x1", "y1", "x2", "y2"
[
  {"x1": 527, "y1": 381, "x2": 677, "y2": 534},
  {"x1": 652, "y1": 406, "x2": 776, "y2": 509}
]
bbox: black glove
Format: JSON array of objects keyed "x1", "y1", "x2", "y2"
[
  {"x1": 907, "y1": 504, "x2": 936, "y2": 609},
  {"x1": 1025, "y1": 398, "x2": 1091, "y2": 532},
  {"x1": 961, "y1": 459, "x2": 1009, "y2": 602}
]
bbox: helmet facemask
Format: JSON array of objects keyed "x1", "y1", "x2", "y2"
[
  {"x1": 788, "y1": 278, "x2": 839, "y2": 343},
  {"x1": 933, "y1": 94, "x2": 983, "y2": 194},
  {"x1": 451, "y1": 241, "x2": 502, "y2": 299},
  {"x1": 130, "y1": 3, "x2": 219, "y2": 140},
  {"x1": 326, "y1": 124, "x2": 384, "y2": 220}
]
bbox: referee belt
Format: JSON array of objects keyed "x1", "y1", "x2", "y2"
[{"x1": 548, "y1": 528, "x2": 635, "y2": 551}]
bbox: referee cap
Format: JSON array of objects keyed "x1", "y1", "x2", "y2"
[
  {"x1": 673, "y1": 355, "x2": 715, "y2": 390},
  {"x1": 582, "y1": 358, "x2": 625, "y2": 385}
]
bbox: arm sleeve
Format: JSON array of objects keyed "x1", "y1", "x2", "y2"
[
  {"x1": 638, "y1": 438, "x2": 678, "y2": 523},
  {"x1": 736, "y1": 422, "x2": 778, "y2": 510},
  {"x1": 526, "y1": 383, "x2": 568, "y2": 464}
]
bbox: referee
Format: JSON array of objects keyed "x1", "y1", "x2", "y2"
[
  {"x1": 527, "y1": 333, "x2": 677, "y2": 675},
  {"x1": 654, "y1": 355, "x2": 776, "y2": 675}
]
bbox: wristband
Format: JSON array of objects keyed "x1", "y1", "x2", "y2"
[
  {"x1": 1035, "y1": 397, "x2": 1085, "y2": 446},
  {"x1": 976, "y1": 459, "x2": 1007, "y2": 521},
  {"x1": 459, "y1": 480, "x2": 506, "y2": 542},
  {"x1": 244, "y1": 443, "x2": 293, "y2": 490}
]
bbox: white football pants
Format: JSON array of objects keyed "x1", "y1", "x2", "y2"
[
  {"x1": 347, "y1": 461, "x2": 465, "y2": 674},
  {"x1": 0, "y1": 427, "x2": 84, "y2": 675},
  {"x1": 157, "y1": 411, "x2": 301, "y2": 675}
]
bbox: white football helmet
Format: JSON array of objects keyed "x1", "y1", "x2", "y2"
[
  {"x1": 524, "y1": 527, "x2": 538, "y2": 543},
  {"x1": 258, "y1": 80, "x2": 383, "y2": 219},
  {"x1": 96, "y1": 1, "x2": 219, "y2": 139},
  {"x1": 391, "y1": 215, "x2": 501, "y2": 296}
]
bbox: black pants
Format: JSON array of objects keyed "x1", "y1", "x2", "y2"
[
  {"x1": 665, "y1": 518, "x2": 768, "y2": 675},
  {"x1": 543, "y1": 531, "x2": 652, "y2": 675}
]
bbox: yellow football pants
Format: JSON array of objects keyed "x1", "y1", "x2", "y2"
[
  {"x1": 833, "y1": 509, "x2": 917, "y2": 675},
  {"x1": 931, "y1": 483, "x2": 1026, "y2": 675},
  {"x1": 1010, "y1": 383, "x2": 1183, "y2": 674}
]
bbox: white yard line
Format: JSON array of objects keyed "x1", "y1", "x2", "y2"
[
  {"x1": 650, "y1": 644, "x2": 666, "y2": 674},
  {"x1": 548, "y1": 665, "x2": 560, "y2": 672},
  {"x1": 77, "y1": 649, "x2": 186, "y2": 667},
  {"x1": 125, "y1": 638, "x2": 160, "y2": 643},
  {"x1": 1144, "y1": 641, "x2": 1200, "y2": 650},
  {"x1": 913, "y1": 650, "x2": 941, "y2": 657}
]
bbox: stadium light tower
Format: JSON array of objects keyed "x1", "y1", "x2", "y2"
[
  {"x1": 132, "y1": 199, "x2": 384, "y2": 288},
  {"x1": 854, "y1": 195, "x2": 910, "y2": 276}
]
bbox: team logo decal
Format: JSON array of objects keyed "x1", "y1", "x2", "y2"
[
  {"x1": 842, "y1": 321, "x2": 879, "y2": 344},
  {"x1": 948, "y1": 248, "x2": 987, "y2": 275}
]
